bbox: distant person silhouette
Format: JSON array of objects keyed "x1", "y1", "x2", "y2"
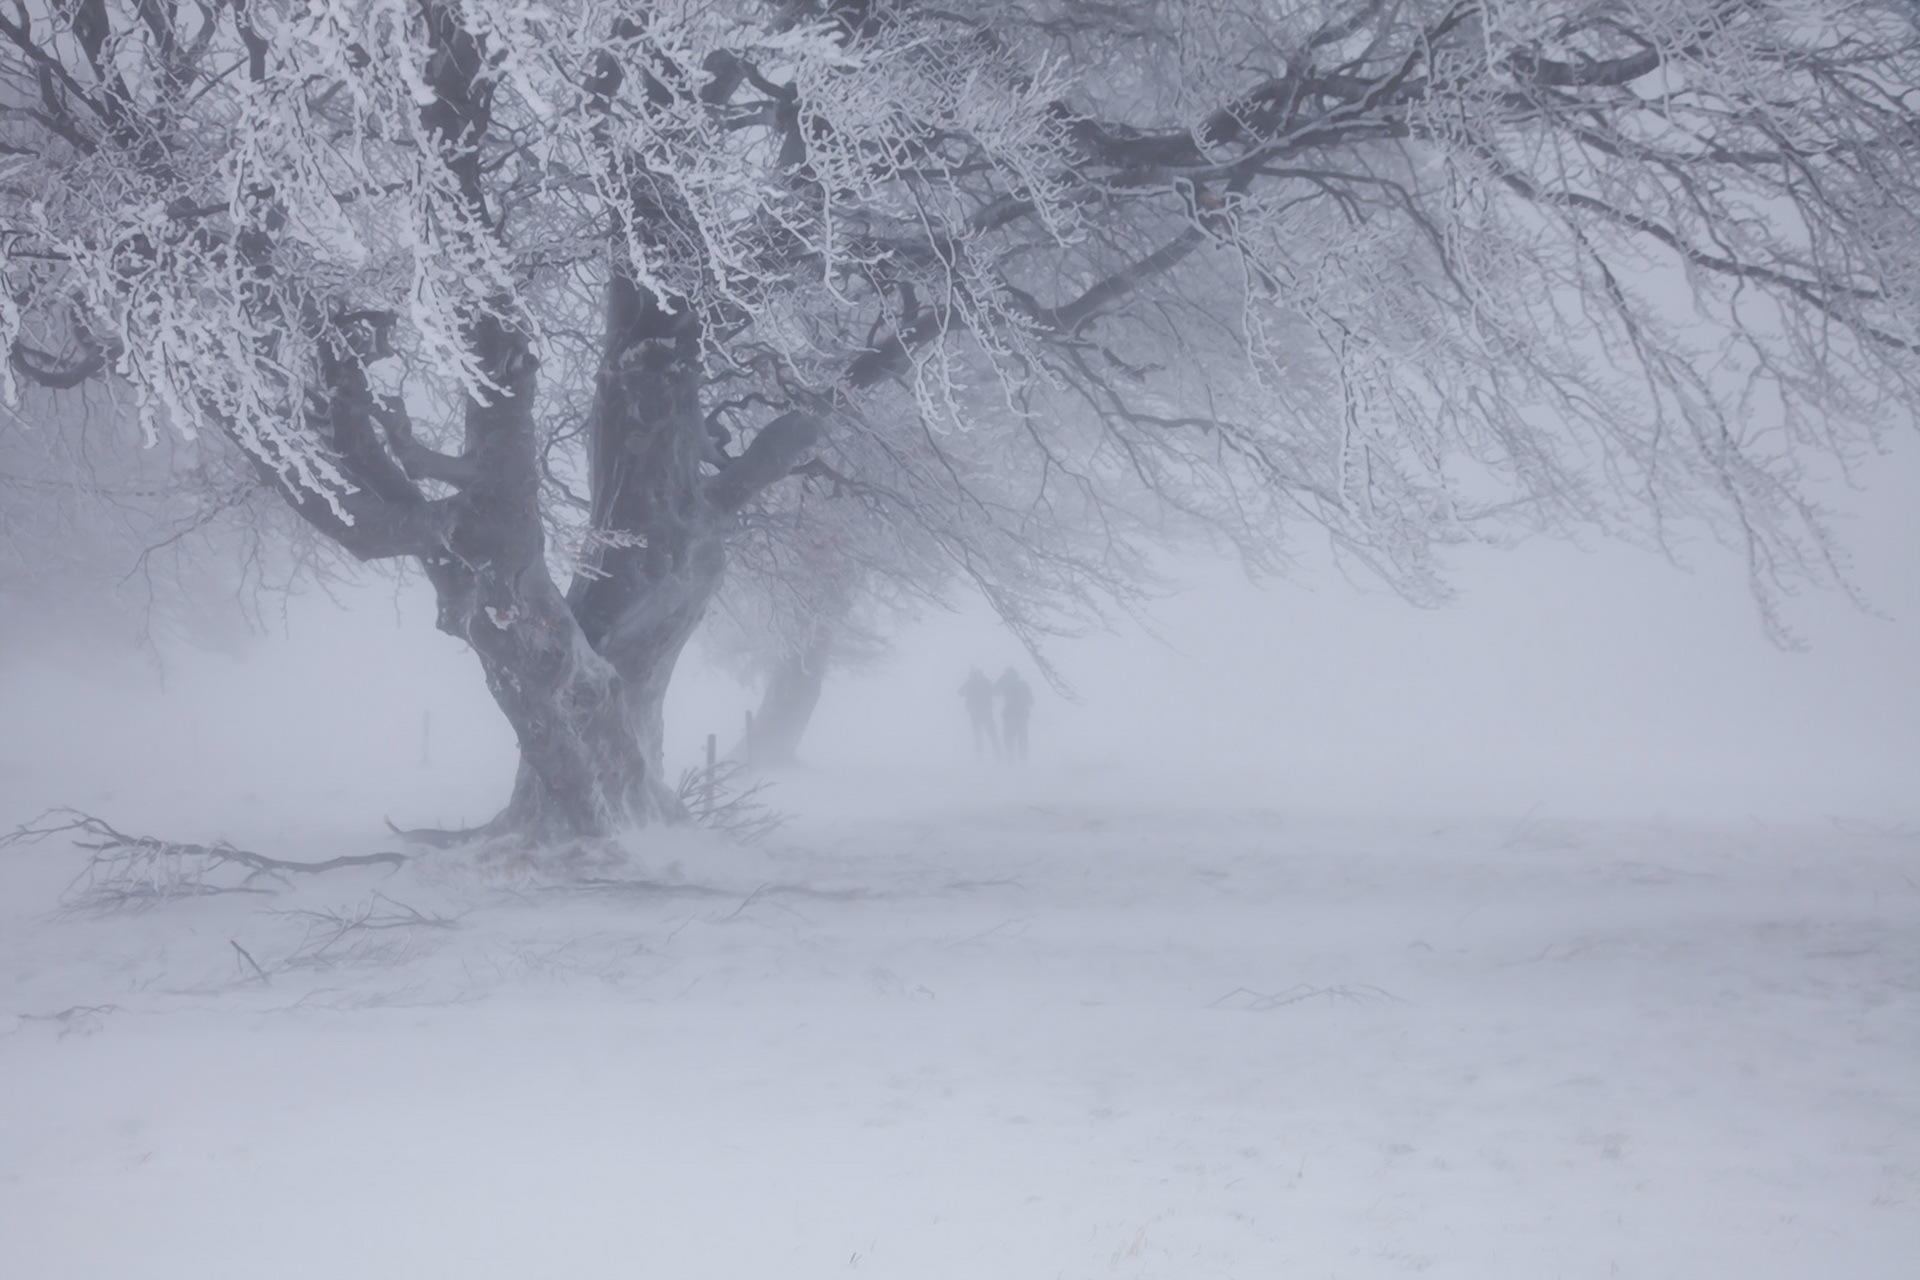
[
  {"x1": 961, "y1": 667, "x2": 1000, "y2": 760},
  {"x1": 996, "y1": 667, "x2": 1033, "y2": 763}
]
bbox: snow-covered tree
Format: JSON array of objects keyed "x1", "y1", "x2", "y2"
[{"x1": 5, "y1": 0, "x2": 1918, "y2": 841}]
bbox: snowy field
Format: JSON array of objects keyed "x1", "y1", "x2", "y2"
[{"x1": 4, "y1": 770, "x2": 1916, "y2": 1279}]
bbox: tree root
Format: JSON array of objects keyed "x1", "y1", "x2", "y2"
[
  {"x1": 383, "y1": 816, "x2": 500, "y2": 849},
  {"x1": 387, "y1": 760, "x2": 786, "y2": 848}
]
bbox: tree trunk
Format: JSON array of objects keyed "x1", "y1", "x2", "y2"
[
  {"x1": 461, "y1": 253, "x2": 732, "y2": 842},
  {"x1": 425, "y1": 540, "x2": 719, "y2": 844},
  {"x1": 743, "y1": 633, "x2": 830, "y2": 766},
  {"x1": 467, "y1": 613, "x2": 662, "y2": 841},
  {"x1": 400, "y1": 317, "x2": 641, "y2": 843},
  {"x1": 408, "y1": 136, "x2": 814, "y2": 845}
]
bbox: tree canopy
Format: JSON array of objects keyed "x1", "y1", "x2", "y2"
[{"x1": 5, "y1": 0, "x2": 1917, "y2": 837}]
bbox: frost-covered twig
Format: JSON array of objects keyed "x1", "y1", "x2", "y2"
[
  {"x1": 229, "y1": 940, "x2": 272, "y2": 986},
  {"x1": 676, "y1": 760, "x2": 786, "y2": 844},
  {"x1": 270, "y1": 892, "x2": 464, "y2": 970}
]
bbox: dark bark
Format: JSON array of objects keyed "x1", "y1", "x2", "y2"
[
  {"x1": 408, "y1": 312, "x2": 663, "y2": 842},
  {"x1": 332, "y1": 8, "x2": 670, "y2": 845},
  {"x1": 407, "y1": 194, "x2": 804, "y2": 843},
  {"x1": 562, "y1": 265, "x2": 721, "y2": 802},
  {"x1": 404, "y1": 8, "x2": 768, "y2": 845}
]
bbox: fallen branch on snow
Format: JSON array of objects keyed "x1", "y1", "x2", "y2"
[
  {"x1": 11, "y1": 1004, "x2": 122, "y2": 1037},
  {"x1": 229, "y1": 940, "x2": 272, "y2": 985},
  {"x1": 0, "y1": 809, "x2": 407, "y2": 912}
]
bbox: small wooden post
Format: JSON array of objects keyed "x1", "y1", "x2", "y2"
[{"x1": 704, "y1": 732, "x2": 718, "y2": 814}]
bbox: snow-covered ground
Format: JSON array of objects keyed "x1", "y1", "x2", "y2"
[{"x1": 3, "y1": 769, "x2": 1916, "y2": 1278}]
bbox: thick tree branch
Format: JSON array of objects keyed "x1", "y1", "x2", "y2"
[
  {"x1": 9, "y1": 343, "x2": 108, "y2": 389},
  {"x1": 247, "y1": 452, "x2": 450, "y2": 563},
  {"x1": 709, "y1": 410, "x2": 824, "y2": 513},
  {"x1": 372, "y1": 396, "x2": 481, "y2": 488}
]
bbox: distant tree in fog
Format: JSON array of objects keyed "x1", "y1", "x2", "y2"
[
  {"x1": 705, "y1": 491, "x2": 929, "y2": 767},
  {"x1": 4, "y1": 1, "x2": 1918, "y2": 841}
]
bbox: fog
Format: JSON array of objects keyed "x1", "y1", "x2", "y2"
[
  {"x1": 8, "y1": 414, "x2": 1919, "y2": 1280},
  {"x1": 8, "y1": 4, "x2": 1920, "y2": 1275},
  {"x1": 7, "y1": 441, "x2": 1914, "y2": 831},
  {"x1": 5, "y1": 474, "x2": 1917, "y2": 1278}
]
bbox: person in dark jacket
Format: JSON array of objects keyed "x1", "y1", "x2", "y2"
[
  {"x1": 961, "y1": 667, "x2": 1000, "y2": 760},
  {"x1": 996, "y1": 667, "x2": 1033, "y2": 763}
]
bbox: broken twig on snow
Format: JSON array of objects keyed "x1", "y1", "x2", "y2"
[
  {"x1": 676, "y1": 760, "x2": 785, "y2": 844},
  {"x1": 270, "y1": 892, "x2": 464, "y2": 969}
]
